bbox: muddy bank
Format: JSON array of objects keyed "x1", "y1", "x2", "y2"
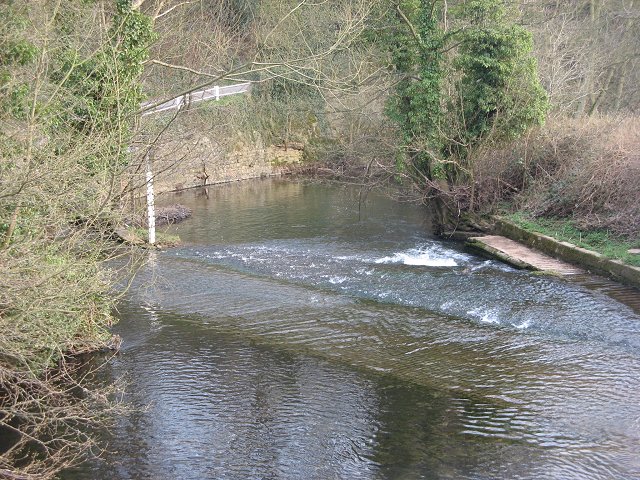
[{"x1": 154, "y1": 204, "x2": 192, "y2": 226}]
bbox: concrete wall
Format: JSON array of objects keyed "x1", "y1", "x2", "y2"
[
  {"x1": 494, "y1": 218, "x2": 640, "y2": 288},
  {"x1": 149, "y1": 131, "x2": 303, "y2": 194}
]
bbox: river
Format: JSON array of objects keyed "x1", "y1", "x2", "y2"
[{"x1": 70, "y1": 179, "x2": 640, "y2": 479}]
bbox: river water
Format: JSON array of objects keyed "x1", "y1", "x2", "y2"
[{"x1": 72, "y1": 180, "x2": 640, "y2": 479}]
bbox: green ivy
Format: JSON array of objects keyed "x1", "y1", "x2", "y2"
[
  {"x1": 452, "y1": 0, "x2": 548, "y2": 159},
  {"x1": 0, "y1": 39, "x2": 38, "y2": 66},
  {"x1": 385, "y1": 1, "x2": 445, "y2": 176},
  {"x1": 385, "y1": 0, "x2": 549, "y2": 186},
  {"x1": 49, "y1": 1, "x2": 156, "y2": 168}
]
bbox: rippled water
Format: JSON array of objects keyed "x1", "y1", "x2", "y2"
[{"x1": 71, "y1": 180, "x2": 640, "y2": 479}]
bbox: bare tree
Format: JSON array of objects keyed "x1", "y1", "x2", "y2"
[{"x1": 523, "y1": 0, "x2": 640, "y2": 115}]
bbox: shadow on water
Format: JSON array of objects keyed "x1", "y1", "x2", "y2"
[{"x1": 67, "y1": 180, "x2": 640, "y2": 480}]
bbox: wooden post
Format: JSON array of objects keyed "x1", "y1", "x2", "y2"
[
  {"x1": 145, "y1": 152, "x2": 156, "y2": 245},
  {"x1": 214, "y1": 85, "x2": 220, "y2": 101}
]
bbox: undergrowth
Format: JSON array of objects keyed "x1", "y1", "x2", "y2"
[{"x1": 471, "y1": 115, "x2": 640, "y2": 242}]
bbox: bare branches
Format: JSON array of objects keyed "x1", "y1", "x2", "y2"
[
  {"x1": 143, "y1": 0, "x2": 382, "y2": 98},
  {"x1": 0, "y1": 2, "x2": 152, "y2": 477},
  {"x1": 143, "y1": 58, "x2": 223, "y2": 78},
  {"x1": 0, "y1": 355, "x2": 126, "y2": 480},
  {"x1": 524, "y1": 0, "x2": 640, "y2": 115},
  {"x1": 154, "y1": 1, "x2": 196, "y2": 20},
  {"x1": 395, "y1": 4, "x2": 423, "y2": 47}
]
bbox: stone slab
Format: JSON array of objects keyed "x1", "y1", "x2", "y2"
[
  {"x1": 493, "y1": 218, "x2": 640, "y2": 288},
  {"x1": 468, "y1": 235, "x2": 583, "y2": 274}
]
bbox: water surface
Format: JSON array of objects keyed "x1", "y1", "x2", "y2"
[{"x1": 72, "y1": 180, "x2": 640, "y2": 479}]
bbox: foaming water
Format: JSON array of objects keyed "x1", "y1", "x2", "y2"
[
  {"x1": 168, "y1": 237, "x2": 640, "y2": 350},
  {"x1": 375, "y1": 245, "x2": 466, "y2": 266},
  {"x1": 70, "y1": 180, "x2": 640, "y2": 480}
]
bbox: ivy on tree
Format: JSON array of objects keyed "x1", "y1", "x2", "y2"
[
  {"x1": 386, "y1": 0, "x2": 549, "y2": 186},
  {"x1": 452, "y1": 0, "x2": 548, "y2": 160},
  {"x1": 50, "y1": 0, "x2": 156, "y2": 167}
]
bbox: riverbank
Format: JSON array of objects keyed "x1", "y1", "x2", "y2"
[
  {"x1": 467, "y1": 217, "x2": 640, "y2": 289},
  {"x1": 139, "y1": 108, "x2": 304, "y2": 195},
  {"x1": 501, "y1": 214, "x2": 640, "y2": 268},
  {"x1": 453, "y1": 114, "x2": 640, "y2": 287},
  {"x1": 471, "y1": 115, "x2": 639, "y2": 240}
]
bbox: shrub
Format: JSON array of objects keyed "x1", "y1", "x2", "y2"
[{"x1": 473, "y1": 115, "x2": 640, "y2": 238}]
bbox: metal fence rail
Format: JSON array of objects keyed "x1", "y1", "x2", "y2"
[{"x1": 141, "y1": 82, "x2": 251, "y2": 116}]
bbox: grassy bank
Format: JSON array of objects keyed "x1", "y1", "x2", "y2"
[
  {"x1": 468, "y1": 115, "x2": 639, "y2": 265},
  {"x1": 503, "y1": 213, "x2": 640, "y2": 267}
]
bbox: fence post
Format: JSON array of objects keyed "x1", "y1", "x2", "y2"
[{"x1": 214, "y1": 85, "x2": 220, "y2": 101}]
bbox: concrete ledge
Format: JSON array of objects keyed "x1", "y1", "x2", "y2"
[
  {"x1": 493, "y1": 218, "x2": 640, "y2": 288},
  {"x1": 466, "y1": 237, "x2": 535, "y2": 270}
]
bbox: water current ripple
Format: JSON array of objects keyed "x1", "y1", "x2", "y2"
[
  {"x1": 167, "y1": 238, "x2": 640, "y2": 351},
  {"x1": 73, "y1": 180, "x2": 640, "y2": 480}
]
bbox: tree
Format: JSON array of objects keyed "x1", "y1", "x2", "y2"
[
  {"x1": 452, "y1": 0, "x2": 548, "y2": 157},
  {"x1": 386, "y1": 0, "x2": 445, "y2": 174},
  {"x1": 522, "y1": 0, "x2": 640, "y2": 116},
  {"x1": 384, "y1": 0, "x2": 548, "y2": 233},
  {"x1": 0, "y1": 1, "x2": 154, "y2": 477},
  {"x1": 125, "y1": 0, "x2": 391, "y2": 198}
]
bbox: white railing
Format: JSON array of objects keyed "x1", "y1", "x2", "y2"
[{"x1": 141, "y1": 82, "x2": 251, "y2": 116}]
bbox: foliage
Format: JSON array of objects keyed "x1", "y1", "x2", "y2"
[
  {"x1": 140, "y1": 0, "x2": 386, "y2": 165},
  {"x1": 0, "y1": 0, "x2": 154, "y2": 378},
  {"x1": 386, "y1": 0, "x2": 444, "y2": 174},
  {"x1": 452, "y1": 0, "x2": 548, "y2": 157},
  {"x1": 50, "y1": 1, "x2": 156, "y2": 167},
  {"x1": 0, "y1": 39, "x2": 39, "y2": 67},
  {"x1": 521, "y1": 0, "x2": 640, "y2": 116},
  {"x1": 250, "y1": 78, "x2": 327, "y2": 145},
  {"x1": 384, "y1": 0, "x2": 548, "y2": 188},
  {"x1": 0, "y1": 1, "x2": 155, "y2": 477},
  {"x1": 473, "y1": 115, "x2": 640, "y2": 239},
  {"x1": 0, "y1": 4, "x2": 39, "y2": 118}
]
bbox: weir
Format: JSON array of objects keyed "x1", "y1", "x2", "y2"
[
  {"x1": 68, "y1": 180, "x2": 640, "y2": 480},
  {"x1": 467, "y1": 234, "x2": 583, "y2": 274}
]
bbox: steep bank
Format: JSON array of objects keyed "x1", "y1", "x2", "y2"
[
  {"x1": 150, "y1": 132, "x2": 303, "y2": 194},
  {"x1": 433, "y1": 116, "x2": 636, "y2": 271},
  {"x1": 135, "y1": 101, "x2": 304, "y2": 195}
]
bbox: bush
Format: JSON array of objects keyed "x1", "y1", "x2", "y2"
[
  {"x1": 472, "y1": 115, "x2": 640, "y2": 238},
  {"x1": 0, "y1": 1, "x2": 153, "y2": 477}
]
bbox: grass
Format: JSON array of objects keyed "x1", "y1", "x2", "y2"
[
  {"x1": 131, "y1": 227, "x2": 181, "y2": 247},
  {"x1": 505, "y1": 212, "x2": 640, "y2": 267}
]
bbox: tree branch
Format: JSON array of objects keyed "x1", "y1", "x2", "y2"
[
  {"x1": 396, "y1": 5, "x2": 423, "y2": 47},
  {"x1": 155, "y1": 1, "x2": 195, "y2": 20}
]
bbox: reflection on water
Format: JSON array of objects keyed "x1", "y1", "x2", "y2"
[{"x1": 69, "y1": 180, "x2": 640, "y2": 479}]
